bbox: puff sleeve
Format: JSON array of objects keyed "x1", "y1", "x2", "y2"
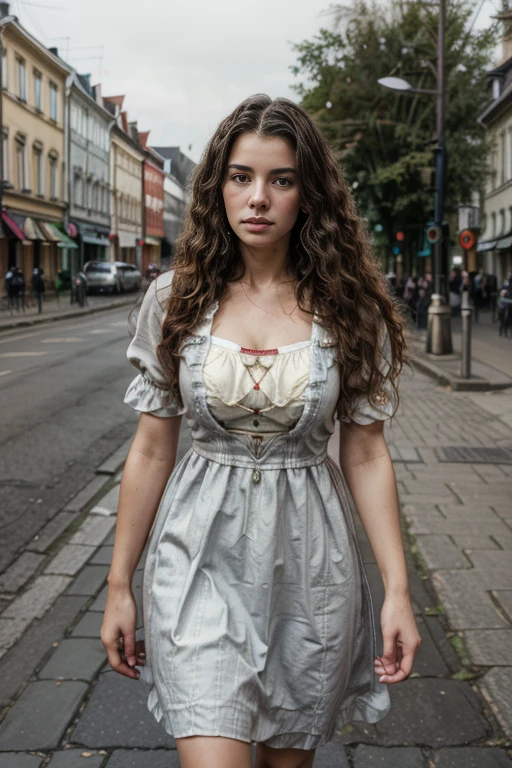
[
  {"x1": 123, "y1": 277, "x2": 186, "y2": 418},
  {"x1": 339, "y1": 322, "x2": 398, "y2": 425}
]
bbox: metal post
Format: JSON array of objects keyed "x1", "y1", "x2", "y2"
[{"x1": 460, "y1": 290, "x2": 472, "y2": 378}]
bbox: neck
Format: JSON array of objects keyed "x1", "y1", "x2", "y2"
[{"x1": 237, "y1": 236, "x2": 292, "y2": 288}]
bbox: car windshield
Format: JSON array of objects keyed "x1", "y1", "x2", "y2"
[{"x1": 85, "y1": 263, "x2": 112, "y2": 274}]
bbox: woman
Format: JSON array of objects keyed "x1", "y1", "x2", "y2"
[{"x1": 101, "y1": 94, "x2": 421, "y2": 768}]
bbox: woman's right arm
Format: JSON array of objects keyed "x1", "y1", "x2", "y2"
[{"x1": 101, "y1": 411, "x2": 182, "y2": 678}]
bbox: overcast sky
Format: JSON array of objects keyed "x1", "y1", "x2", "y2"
[{"x1": 10, "y1": 0, "x2": 498, "y2": 165}]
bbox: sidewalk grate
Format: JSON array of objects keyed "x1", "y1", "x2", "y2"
[{"x1": 435, "y1": 446, "x2": 512, "y2": 464}]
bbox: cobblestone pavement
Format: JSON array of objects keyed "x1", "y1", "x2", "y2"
[{"x1": 0, "y1": 363, "x2": 511, "y2": 765}]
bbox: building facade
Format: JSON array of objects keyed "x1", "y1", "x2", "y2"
[
  {"x1": 104, "y1": 96, "x2": 144, "y2": 266},
  {"x1": 67, "y1": 76, "x2": 112, "y2": 269},
  {"x1": 152, "y1": 145, "x2": 195, "y2": 269},
  {"x1": 0, "y1": 9, "x2": 76, "y2": 284},
  {"x1": 477, "y1": 10, "x2": 512, "y2": 284}
]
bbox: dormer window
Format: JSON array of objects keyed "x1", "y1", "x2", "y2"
[{"x1": 493, "y1": 77, "x2": 502, "y2": 99}]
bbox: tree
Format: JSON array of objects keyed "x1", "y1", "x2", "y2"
[{"x1": 290, "y1": 0, "x2": 497, "y2": 274}]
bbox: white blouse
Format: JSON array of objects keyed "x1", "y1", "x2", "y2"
[{"x1": 203, "y1": 336, "x2": 312, "y2": 436}]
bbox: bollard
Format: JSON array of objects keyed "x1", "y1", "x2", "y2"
[
  {"x1": 461, "y1": 290, "x2": 472, "y2": 379},
  {"x1": 427, "y1": 294, "x2": 453, "y2": 354}
]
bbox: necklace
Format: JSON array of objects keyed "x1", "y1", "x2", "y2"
[
  {"x1": 242, "y1": 354, "x2": 276, "y2": 391},
  {"x1": 239, "y1": 279, "x2": 298, "y2": 318}
]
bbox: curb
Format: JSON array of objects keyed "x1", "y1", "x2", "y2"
[
  {"x1": 0, "y1": 295, "x2": 135, "y2": 334},
  {"x1": 408, "y1": 353, "x2": 512, "y2": 392}
]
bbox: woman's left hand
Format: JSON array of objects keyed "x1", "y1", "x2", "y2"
[{"x1": 374, "y1": 594, "x2": 422, "y2": 684}]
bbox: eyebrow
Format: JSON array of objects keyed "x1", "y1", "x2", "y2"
[{"x1": 227, "y1": 163, "x2": 297, "y2": 174}]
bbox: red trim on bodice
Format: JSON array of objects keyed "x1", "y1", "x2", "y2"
[{"x1": 240, "y1": 346, "x2": 279, "y2": 356}]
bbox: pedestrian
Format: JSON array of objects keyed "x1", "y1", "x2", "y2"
[
  {"x1": 31, "y1": 266, "x2": 45, "y2": 313},
  {"x1": 101, "y1": 94, "x2": 421, "y2": 768}
]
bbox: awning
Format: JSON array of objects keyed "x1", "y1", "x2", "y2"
[
  {"x1": 145, "y1": 236, "x2": 161, "y2": 247},
  {"x1": 1, "y1": 211, "x2": 31, "y2": 244},
  {"x1": 47, "y1": 223, "x2": 79, "y2": 249},
  {"x1": 82, "y1": 234, "x2": 110, "y2": 246},
  {"x1": 118, "y1": 230, "x2": 138, "y2": 249},
  {"x1": 476, "y1": 239, "x2": 497, "y2": 253},
  {"x1": 23, "y1": 217, "x2": 48, "y2": 242},
  {"x1": 496, "y1": 234, "x2": 512, "y2": 251},
  {"x1": 38, "y1": 221, "x2": 62, "y2": 243}
]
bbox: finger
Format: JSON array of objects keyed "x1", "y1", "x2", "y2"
[
  {"x1": 380, "y1": 634, "x2": 398, "y2": 676},
  {"x1": 379, "y1": 648, "x2": 416, "y2": 684},
  {"x1": 102, "y1": 637, "x2": 140, "y2": 679},
  {"x1": 123, "y1": 630, "x2": 137, "y2": 668}
]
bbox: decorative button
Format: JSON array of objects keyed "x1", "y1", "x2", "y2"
[
  {"x1": 253, "y1": 419, "x2": 259, "y2": 427},
  {"x1": 252, "y1": 468, "x2": 261, "y2": 484}
]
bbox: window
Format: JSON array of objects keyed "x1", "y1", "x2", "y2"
[
  {"x1": 17, "y1": 57, "x2": 26, "y2": 100},
  {"x1": 73, "y1": 171, "x2": 82, "y2": 206},
  {"x1": 34, "y1": 70, "x2": 42, "y2": 111},
  {"x1": 492, "y1": 212, "x2": 497, "y2": 238},
  {"x1": 33, "y1": 145, "x2": 43, "y2": 196},
  {"x1": 500, "y1": 208, "x2": 506, "y2": 235},
  {"x1": 49, "y1": 153, "x2": 58, "y2": 199},
  {"x1": 15, "y1": 135, "x2": 28, "y2": 190},
  {"x1": 92, "y1": 180, "x2": 99, "y2": 211},
  {"x1": 501, "y1": 132, "x2": 506, "y2": 186},
  {"x1": 2, "y1": 127, "x2": 8, "y2": 184},
  {"x1": 50, "y1": 82, "x2": 58, "y2": 121},
  {"x1": 86, "y1": 177, "x2": 91, "y2": 209},
  {"x1": 2, "y1": 48, "x2": 7, "y2": 90}
]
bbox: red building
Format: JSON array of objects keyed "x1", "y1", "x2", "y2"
[{"x1": 139, "y1": 132, "x2": 164, "y2": 274}]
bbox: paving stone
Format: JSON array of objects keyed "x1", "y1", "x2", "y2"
[
  {"x1": 375, "y1": 678, "x2": 489, "y2": 746},
  {"x1": 38, "y1": 638, "x2": 107, "y2": 680},
  {"x1": 96, "y1": 438, "x2": 132, "y2": 475},
  {"x1": 69, "y1": 516, "x2": 116, "y2": 547},
  {"x1": 2, "y1": 575, "x2": 73, "y2": 622},
  {"x1": 90, "y1": 485, "x2": 120, "y2": 516},
  {"x1": 102, "y1": 530, "x2": 116, "y2": 546},
  {"x1": 45, "y1": 545, "x2": 95, "y2": 576},
  {"x1": 65, "y1": 565, "x2": 109, "y2": 596},
  {"x1": 0, "y1": 755, "x2": 43, "y2": 767},
  {"x1": 72, "y1": 672, "x2": 175, "y2": 748},
  {"x1": 89, "y1": 546, "x2": 114, "y2": 566},
  {"x1": 71, "y1": 611, "x2": 103, "y2": 638},
  {"x1": 27, "y1": 511, "x2": 79, "y2": 553},
  {"x1": 478, "y1": 667, "x2": 512, "y2": 740},
  {"x1": 412, "y1": 616, "x2": 449, "y2": 676},
  {"x1": 431, "y1": 571, "x2": 507, "y2": 629},
  {"x1": 65, "y1": 474, "x2": 111, "y2": 512},
  {"x1": 351, "y1": 745, "x2": 427, "y2": 767},
  {"x1": 408, "y1": 518, "x2": 511, "y2": 536},
  {"x1": 308, "y1": 740, "x2": 349, "y2": 766},
  {"x1": 105, "y1": 750, "x2": 180, "y2": 768},
  {"x1": 415, "y1": 535, "x2": 470, "y2": 570},
  {"x1": 463, "y1": 629, "x2": 512, "y2": 666},
  {"x1": 47, "y1": 749, "x2": 105, "y2": 767},
  {"x1": 450, "y1": 535, "x2": 500, "y2": 551},
  {"x1": 0, "y1": 680, "x2": 88, "y2": 750},
  {"x1": 0, "y1": 595, "x2": 87, "y2": 708},
  {"x1": 468, "y1": 551, "x2": 512, "y2": 590},
  {"x1": 492, "y1": 590, "x2": 512, "y2": 621},
  {"x1": 432, "y1": 747, "x2": 512, "y2": 767},
  {"x1": 0, "y1": 616, "x2": 33, "y2": 650},
  {"x1": 0, "y1": 552, "x2": 45, "y2": 593}
]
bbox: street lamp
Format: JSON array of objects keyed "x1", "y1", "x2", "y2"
[{"x1": 378, "y1": 0, "x2": 453, "y2": 355}]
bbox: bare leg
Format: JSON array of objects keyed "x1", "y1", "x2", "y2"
[
  {"x1": 254, "y1": 743, "x2": 316, "y2": 768},
  {"x1": 175, "y1": 735, "x2": 252, "y2": 768}
]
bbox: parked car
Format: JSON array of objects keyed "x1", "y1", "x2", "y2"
[{"x1": 83, "y1": 261, "x2": 142, "y2": 295}]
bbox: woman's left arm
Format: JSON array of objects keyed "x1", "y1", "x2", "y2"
[{"x1": 339, "y1": 420, "x2": 422, "y2": 684}]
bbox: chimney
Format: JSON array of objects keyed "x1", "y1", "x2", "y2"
[
  {"x1": 49, "y1": 46, "x2": 59, "y2": 57},
  {"x1": 0, "y1": 2, "x2": 10, "y2": 18}
]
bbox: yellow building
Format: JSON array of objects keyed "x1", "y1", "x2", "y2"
[{"x1": 0, "y1": 9, "x2": 75, "y2": 286}]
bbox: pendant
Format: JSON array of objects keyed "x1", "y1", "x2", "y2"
[
  {"x1": 253, "y1": 408, "x2": 260, "y2": 415},
  {"x1": 252, "y1": 468, "x2": 261, "y2": 484},
  {"x1": 253, "y1": 383, "x2": 260, "y2": 390}
]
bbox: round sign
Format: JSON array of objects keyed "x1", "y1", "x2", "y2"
[
  {"x1": 67, "y1": 222, "x2": 78, "y2": 238},
  {"x1": 459, "y1": 229, "x2": 476, "y2": 250},
  {"x1": 426, "y1": 224, "x2": 442, "y2": 244},
  {"x1": 393, "y1": 246, "x2": 400, "y2": 255},
  {"x1": 396, "y1": 231, "x2": 405, "y2": 242}
]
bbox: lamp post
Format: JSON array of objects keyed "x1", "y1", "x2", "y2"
[{"x1": 378, "y1": 0, "x2": 453, "y2": 354}]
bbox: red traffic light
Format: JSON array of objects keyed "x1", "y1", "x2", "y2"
[{"x1": 396, "y1": 231, "x2": 405, "y2": 242}]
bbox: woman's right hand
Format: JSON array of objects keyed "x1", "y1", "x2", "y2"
[{"x1": 101, "y1": 585, "x2": 140, "y2": 679}]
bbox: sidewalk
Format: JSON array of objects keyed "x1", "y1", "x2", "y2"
[
  {"x1": 0, "y1": 368, "x2": 511, "y2": 765},
  {"x1": 408, "y1": 308, "x2": 512, "y2": 391},
  {"x1": 0, "y1": 292, "x2": 136, "y2": 332}
]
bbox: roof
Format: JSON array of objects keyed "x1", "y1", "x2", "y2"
[
  {"x1": 151, "y1": 146, "x2": 196, "y2": 186},
  {"x1": 0, "y1": 15, "x2": 71, "y2": 75}
]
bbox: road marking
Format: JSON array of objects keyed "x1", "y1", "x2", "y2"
[
  {"x1": 88, "y1": 329, "x2": 109, "y2": 334},
  {"x1": 110, "y1": 321, "x2": 128, "y2": 327},
  {"x1": 40, "y1": 338, "x2": 83, "y2": 343},
  {"x1": 0, "y1": 369, "x2": 12, "y2": 376},
  {"x1": 0, "y1": 351, "x2": 48, "y2": 357},
  {"x1": 0, "y1": 331, "x2": 41, "y2": 346}
]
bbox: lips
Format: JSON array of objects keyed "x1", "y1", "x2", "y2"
[{"x1": 243, "y1": 217, "x2": 272, "y2": 224}]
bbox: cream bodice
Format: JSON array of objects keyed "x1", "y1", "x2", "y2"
[{"x1": 203, "y1": 336, "x2": 312, "y2": 435}]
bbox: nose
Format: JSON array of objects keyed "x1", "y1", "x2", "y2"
[{"x1": 248, "y1": 180, "x2": 270, "y2": 210}]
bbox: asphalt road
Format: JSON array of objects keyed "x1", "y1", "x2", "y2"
[{"x1": 0, "y1": 306, "x2": 141, "y2": 573}]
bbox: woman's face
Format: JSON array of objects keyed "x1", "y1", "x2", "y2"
[{"x1": 221, "y1": 132, "x2": 301, "y2": 251}]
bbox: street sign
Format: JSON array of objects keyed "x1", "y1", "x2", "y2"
[
  {"x1": 426, "y1": 224, "x2": 441, "y2": 244},
  {"x1": 459, "y1": 229, "x2": 476, "y2": 250}
]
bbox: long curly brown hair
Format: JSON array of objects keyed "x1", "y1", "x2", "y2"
[{"x1": 158, "y1": 94, "x2": 406, "y2": 421}]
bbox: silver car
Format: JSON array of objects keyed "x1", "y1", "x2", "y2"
[{"x1": 84, "y1": 261, "x2": 142, "y2": 294}]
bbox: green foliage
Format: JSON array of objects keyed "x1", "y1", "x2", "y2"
[{"x1": 290, "y1": 0, "x2": 497, "y2": 249}]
